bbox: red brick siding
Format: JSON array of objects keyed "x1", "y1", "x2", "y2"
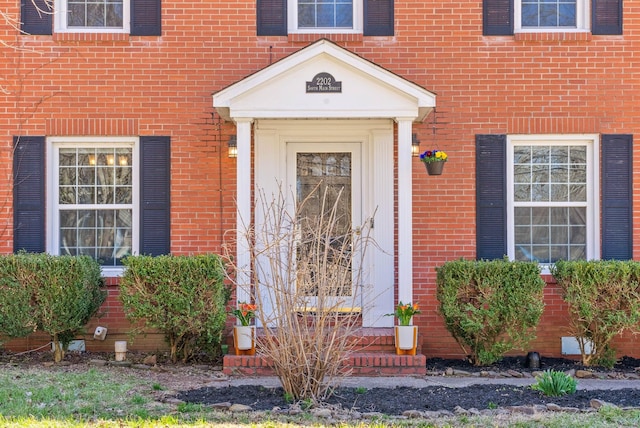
[{"x1": 1, "y1": 0, "x2": 639, "y2": 358}]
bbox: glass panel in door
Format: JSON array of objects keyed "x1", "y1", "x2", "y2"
[
  {"x1": 296, "y1": 152, "x2": 352, "y2": 297},
  {"x1": 288, "y1": 143, "x2": 361, "y2": 309}
]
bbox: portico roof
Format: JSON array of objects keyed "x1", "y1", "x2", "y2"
[{"x1": 213, "y1": 38, "x2": 436, "y2": 122}]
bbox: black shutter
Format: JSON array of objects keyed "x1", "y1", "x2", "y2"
[
  {"x1": 20, "y1": 0, "x2": 52, "y2": 35},
  {"x1": 13, "y1": 136, "x2": 45, "y2": 253},
  {"x1": 131, "y1": 0, "x2": 161, "y2": 36},
  {"x1": 592, "y1": 0, "x2": 623, "y2": 35},
  {"x1": 601, "y1": 134, "x2": 632, "y2": 260},
  {"x1": 364, "y1": 0, "x2": 394, "y2": 36},
  {"x1": 476, "y1": 134, "x2": 507, "y2": 260},
  {"x1": 257, "y1": 0, "x2": 287, "y2": 36},
  {"x1": 140, "y1": 136, "x2": 170, "y2": 256},
  {"x1": 483, "y1": 0, "x2": 513, "y2": 36}
]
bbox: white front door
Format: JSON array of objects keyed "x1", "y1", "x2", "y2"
[
  {"x1": 287, "y1": 142, "x2": 362, "y2": 311},
  {"x1": 254, "y1": 119, "x2": 395, "y2": 327}
]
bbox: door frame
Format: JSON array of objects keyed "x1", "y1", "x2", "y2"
[{"x1": 254, "y1": 119, "x2": 395, "y2": 327}]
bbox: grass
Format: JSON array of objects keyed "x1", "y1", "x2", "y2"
[{"x1": 0, "y1": 363, "x2": 639, "y2": 427}]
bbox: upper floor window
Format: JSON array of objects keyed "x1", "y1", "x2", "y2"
[
  {"x1": 484, "y1": 0, "x2": 622, "y2": 36},
  {"x1": 507, "y1": 135, "x2": 599, "y2": 265},
  {"x1": 290, "y1": 0, "x2": 361, "y2": 33},
  {"x1": 54, "y1": 0, "x2": 130, "y2": 32},
  {"x1": 257, "y1": 0, "x2": 392, "y2": 36},
  {"x1": 515, "y1": 0, "x2": 588, "y2": 31}
]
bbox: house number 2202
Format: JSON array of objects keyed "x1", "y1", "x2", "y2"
[
  {"x1": 306, "y1": 72, "x2": 342, "y2": 93},
  {"x1": 316, "y1": 76, "x2": 333, "y2": 86}
]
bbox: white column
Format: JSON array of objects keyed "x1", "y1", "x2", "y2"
[
  {"x1": 235, "y1": 118, "x2": 254, "y2": 306},
  {"x1": 396, "y1": 118, "x2": 414, "y2": 314}
]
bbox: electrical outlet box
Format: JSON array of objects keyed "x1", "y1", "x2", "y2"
[{"x1": 93, "y1": 326, "x2": 108, "y2": 340}]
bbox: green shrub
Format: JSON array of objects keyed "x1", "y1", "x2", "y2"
[
  {"x1": 15, "y1": 254, "x2": 106, "y2": 362},
  {"x1": 531, "y1": 370, "x2": 577, "y2": 397},
  {"x1": 551, "y1": 260, "x2": 640, "y2": 368},
  {"x1": 436, "y1": 258, "x2": 545, "y2": 366},
  {"x1": 0, "y1": 256, "x2": 36, "y2": 340},
  {"x1": 119, "y1": 254, "x2": 231, "y2": 363},
  {"x1": 0, "y1": 254, "x2": 106, "y2": 361}
]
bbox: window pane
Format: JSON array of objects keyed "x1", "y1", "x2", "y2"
[
  {"x1": 298, "y1": 0, "x2": 353, "y2": 29},
  {"x1": 550, "y1": 183, "x2": 568, "y2": 201},
  {"x1": 522, "y1": 4, "x2": 539, "y2": 26},
  {"x1": 317, "y1": 4, "x2": 335, "y2": 27},
  {"x1": 87, "y1": 3, "x2": 104, "y2": 26},
  {"x1": 336, "y1": 3, "x2": 353, "y2": 27},
  {"x1": 559, "y1": 3, "x2": 576, "y2": 26},
  {"x1": 532, "y1": 246, "x2": 550, "y2": 263},
  {"x1": 512, "y1": 141, "x2": 589, "y2": 263},
  {"x1": 514, "y1": 146, "x2": 531, "y2": 163},
  {"x1": 570, "y1": 184, "x2": 586, "y2": 202},
  {"x1": 549, "y1": 207, "x2": 567, "y2": 224},
  {"x1": 521, "y1": 0, "x2": 576, "y2": 28},
  {"x1": 514, "y1": 184, "x2": 531, "y2": 201},
  {"x1": 68, "y1": 3, "x2": 86, "y2": 27},
  {"x1": 106, "y1": 0, "x2": 123, "y2": 26},
  {"x1": 539, "y1": 4, "x2": 558, "y2": 26},
  {"x1": 513, "y1": 206, "x2": 587, "y2": 262},
  {"x1": 569, "y1": 207, "x2": 586, "y2": 225},
  {"x1": 569, "y1": 164, "x2": 586, "y2": 183},
  {"x1": 570, "y1": 146, "x2": 586, "y2": 163},
  {"x1": 550, "y1": 164, "x2": 568, "y2": 183},
  {"x1": 59, "y1": 209, "x2": 131, "y2": 266},
  {"x1": 299, "y1": 4, "x2": 314, "y2": 27},
  {"x1": 58, "y1": 146, "x2": 133, "y2": 266},
  {"x1": 531, "y1": 146, "x2": 549, "y2": 163},
  {"x1": 67, "y1": 0, "x2": 124, "y2": 28}
]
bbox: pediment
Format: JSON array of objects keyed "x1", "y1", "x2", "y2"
[{"x1": 213, "y1": 39, "x2": 436, "y2": 122}]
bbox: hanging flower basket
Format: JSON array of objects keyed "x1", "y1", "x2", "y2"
[
  {"x1": 419, "y1": 150, "x2": 448, "y2": 176},
  {"x1": 425, "y1": 161, "x2": 445, "y2": 176}
]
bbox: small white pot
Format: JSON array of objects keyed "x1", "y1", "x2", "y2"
[
  {"x1": 395, "y1": 325, "x2": 417, "y2": 350},
  {"x1": 234, "y1": 326, "x2": 255, "y2": 350}
]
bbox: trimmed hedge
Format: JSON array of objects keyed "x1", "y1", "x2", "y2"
[
  {"x1": 119, "y1": 254, "x2": 231, "y2": 363},
  {"x1": 436, "y1": 258, "x2": 545, "y2": 366},
  {"x1": 551, "y1": 260, "x2": 640, "y2": 368},
  {"x1": 0, "y1": 254, "x2": 106, "y2": 362}
]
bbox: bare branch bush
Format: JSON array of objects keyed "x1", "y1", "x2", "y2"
[{"x1": 227, "y1": 184, "x2": 373, "y2": 401}]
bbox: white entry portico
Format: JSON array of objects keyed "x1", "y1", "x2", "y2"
[{"x1": 213, "y1": 39, "x2": 436, "y2": 327}]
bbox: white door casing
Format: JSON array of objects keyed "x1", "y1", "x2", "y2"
[{"x1": 255, "y1": 120, "x2": 394, "y2": 327}]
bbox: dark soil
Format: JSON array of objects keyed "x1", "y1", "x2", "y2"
[{"x1": 176, "y1": 356, "x2": 640, "y2": 415}]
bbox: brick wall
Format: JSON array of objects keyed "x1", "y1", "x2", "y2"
[{"x1": 1, "y1": 0, "x2": 638, "y2": 358}]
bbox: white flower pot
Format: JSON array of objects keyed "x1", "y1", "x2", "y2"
[
  {"x1": 234, "y1": 326, "x2": 255, "y2": 351},
  {"x1": 395, "y1": 325, "x2": 417, "y2": 352}
]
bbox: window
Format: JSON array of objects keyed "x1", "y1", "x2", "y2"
[
  {"x1": 257, "y1": 0, "x2": 393, "y2": 36},
  {"x1": 483, "y1": 0, "x2": 622, "y2": 36},
  {"x1": 290, "y1": 0, "x2": 361, "y2": 33},
  {"x1": 48, "y1": 137, "x2": 139, "y2": 272},
  {"x1": 54, "y1": 0, "x2": 130, "y2": 32},
  {"x1": 14, "y1": 135, "x2": 169, "y2": 274},
  {"x1": 477, "y1": 134, "x2": 631, "y2": 262},
  {"x1": 507, "y1": 135, "x2": 599, "y2": 264},
  {"x1": 515, "y1": 0, "x2": 588, "y2": 31}
]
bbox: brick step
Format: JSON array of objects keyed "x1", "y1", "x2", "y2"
[
  {"x1": 224, "y1": 327, "x2": 406, "y2": 354},
  {"x1": 223, "y1": 352, "x2": 426, "y2": 377}
]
